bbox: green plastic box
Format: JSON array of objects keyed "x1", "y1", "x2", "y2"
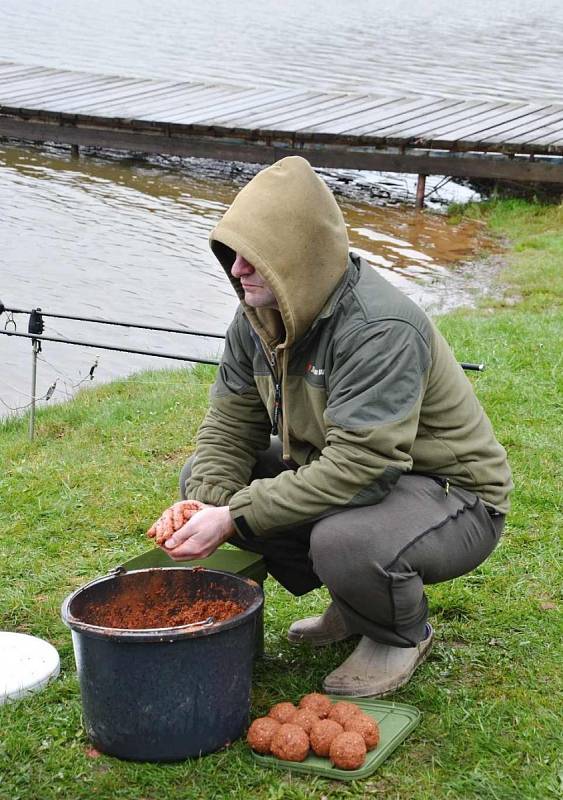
[{"x1": 122, "y1": 546, "x2": 267, "y2": 583}]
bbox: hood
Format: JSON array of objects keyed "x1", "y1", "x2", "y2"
[{"x1": 209, "y1": 156, "x2": 349, "y2": 350}]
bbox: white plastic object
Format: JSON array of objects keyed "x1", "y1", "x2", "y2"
[{"x1": 0, "y1": 632, "x2": 60, "y2": 704}]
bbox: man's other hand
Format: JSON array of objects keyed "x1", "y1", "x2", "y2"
[
  {"x1": 163, "y1": 506, "x2": 235, "y2": 561},
  {"x1": 146, "y1": 500, "x2": 207, "y2": 546}
]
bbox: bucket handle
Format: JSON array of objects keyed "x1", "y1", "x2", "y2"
[{"x1": 185, "y1": 616, "x2": 215, "y2": 629}]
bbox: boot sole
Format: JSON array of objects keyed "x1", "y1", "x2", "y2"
[
  {"x1": 322, "y1": 634, "x2": 434, "y2": 697},
  {"x1": 287, "y1": 630, "x2": 352, "y2": 647}
]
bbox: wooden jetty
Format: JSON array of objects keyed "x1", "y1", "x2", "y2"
[{"x1": 1, "y1": 61, "x2": 562, "y2": 205}]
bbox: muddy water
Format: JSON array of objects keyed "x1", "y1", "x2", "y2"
[
  {"x1": 0, "y1": 0, "x2": 561, "y2": 102},
  {"x1": 0, "y1": 143, "x2": 497, "y2": 414}
]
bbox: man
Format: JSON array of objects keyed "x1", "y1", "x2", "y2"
[{"x1": 150, "y1": 156, "x2": 512, "y2": 697}]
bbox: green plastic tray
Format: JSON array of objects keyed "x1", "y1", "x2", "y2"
[{"x1": 251, "y1": 697, "x2": 420, "y2": 781}]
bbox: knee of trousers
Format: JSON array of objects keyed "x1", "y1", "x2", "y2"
[
  {"x1": 310, "y1": 516, "x2": 426, "y2": 633},
  {"x1": 308, "y1": 516, "x2": 392, "y2": 596},
  {"x1": 309, "y1": 517, "x2": 344, "y2": 581}
]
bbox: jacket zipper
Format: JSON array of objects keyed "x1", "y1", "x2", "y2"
[
  {"x1": 263, "y1": 345, "x2": 282, "y2": 436},
  {"x1": 272, "y1": 381, "x2": 282, "y2": 436}
]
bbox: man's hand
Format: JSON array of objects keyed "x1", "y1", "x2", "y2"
[
  {"x1": 163, "y1": 506, "x2": 235, "y2": 561},
  {"x1": 147, "y1": 500, "x2": 207, "y2": 545}
]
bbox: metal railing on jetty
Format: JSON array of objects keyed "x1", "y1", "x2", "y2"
[{"x1": 0, "y1": 301, "x2": 484, "y2": 440}]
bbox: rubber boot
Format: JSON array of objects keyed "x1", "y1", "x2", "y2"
[
  {"x1": 322, "y1": 624, "x2": 434, "y2": 697},
  {"x1": 287, "y1": 602, "x2": 352, "y2": 646}
]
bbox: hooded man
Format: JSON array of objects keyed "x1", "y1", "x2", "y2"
[{"x1": 150, "y1": 156, "x2": 512, "y2": 697}]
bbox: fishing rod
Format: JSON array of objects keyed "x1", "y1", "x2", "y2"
[
  {"x1": 1, "y1": 301, "x2": 486, "y2": 440},
  {"x1": 460, "y1": 362, "x2": 485, "y2": 371},
  {"x1": 0, "y1": 302, "x2": 226, "y2": 340},
  {"x1": 0, "y1": 329, "x2": 221, "y2": 364},
  {"x1": 0, "y1": 302, "x2": 484, "y2": 370}
]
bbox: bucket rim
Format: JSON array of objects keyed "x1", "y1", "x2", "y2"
[{"x1": 60, "y1": 566, "x2": 264, "y2": 642}]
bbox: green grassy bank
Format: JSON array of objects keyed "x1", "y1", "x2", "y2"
[{"x1": 1, "y1": 200, "x2": 561, "y2": 800}]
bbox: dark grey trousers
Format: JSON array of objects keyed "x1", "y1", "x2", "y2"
[{"x1": 179, "y1": 441, "x2": 504, "y2": 647}]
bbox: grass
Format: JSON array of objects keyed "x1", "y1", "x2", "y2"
[{"x1": 1, "y1": 199, "x2": 562, "y2": 800}]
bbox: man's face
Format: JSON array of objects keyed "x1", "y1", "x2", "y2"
[{"x1": 231, "y1": 254, "x2": 279, "y2": 309}]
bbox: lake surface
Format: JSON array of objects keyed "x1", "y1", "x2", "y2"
[
  {"x1": 1, "y1": 0, "x2": 561, "y2": 102},
  {"x1": 0, "y1": 143, "x2": 495, "y2": 414},
  {"x1": 3, "y1": 0, "x2": 558, "y2": 415}
]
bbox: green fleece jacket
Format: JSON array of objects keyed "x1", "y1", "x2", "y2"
[{"x1": 186, "y1": 156, "x2": 512, "y2": 538}]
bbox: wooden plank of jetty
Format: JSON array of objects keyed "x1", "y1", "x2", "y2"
[
  {"x1": 73, "y1": 84, "x2": 248, "y2": 116},
  {"x1": 435, "y1": 104, "x2": 556, "y2": 143},
  {"x1": 162, "y1": 88, "x2": 316, "y2": 124},
  {"x1": 490, "y1": 109, "x2": 563, "y2": 145},
  {"x1": 1, "y1": 60, "x2": 562, "y2": 203},
  {"x1": 283, "y1": 96, "x2": 423, "y2": 134},
  {"x1": 416, "y1": 102, "x2": 515, "y2": 139}
]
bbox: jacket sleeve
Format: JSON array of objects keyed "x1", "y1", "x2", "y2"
[
  {"x1": 185, "y1": 310, "x2": 272, "y2": 506},
  {"x1": 228, "y1": 319, "x2": 431, "y2": 537}
]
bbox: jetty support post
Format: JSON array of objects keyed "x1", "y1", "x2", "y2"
[{"x1": 415, "y1": 174, "x2": 427, "y2": 209}]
